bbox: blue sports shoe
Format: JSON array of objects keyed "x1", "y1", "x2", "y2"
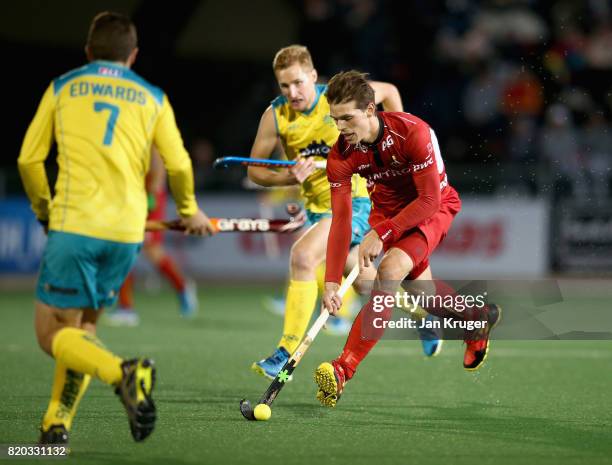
[
  {"x1": 251, "y1": 347, "x2": 292, "y2": 380},
  {"x1": 179, "y1": 280, "x2": 198, "y2": 319},
  {"x1": 324, "y1": 317, "x2": 352, "y2": 336},
  {"x1": 417, "y1": 314, "x2": 443, "y2": 357},
  {"x1": 262, "y1": 296, "x2": 286, "y2": 317}
]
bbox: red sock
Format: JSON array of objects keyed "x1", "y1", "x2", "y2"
[
  {"x1": 118, "y1": 273, "x2": 134, "y2": 309},
  {"x1": 157, "y1": 255, "x2": 185, "y2": 292},
  {"x1": 424, "y1": 279, "x2": 490, "y2": 339},
  {"x1": 335, "y1": 290, "x2": 393, "y2": 380},
  {"x1": 422, "y1": 279, "x2": 464, "y2": 320}
]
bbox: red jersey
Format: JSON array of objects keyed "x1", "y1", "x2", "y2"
[{"x1": 325, "y1": 111, "x2": 460, "y2": 283}]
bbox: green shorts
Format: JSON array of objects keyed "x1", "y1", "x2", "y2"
[
  {"x1": 36, "y1": 231, "x2": 141, "y2": 310},
  {"x1": 306, "y1": 197, "x2": 371, "y2": 248}
]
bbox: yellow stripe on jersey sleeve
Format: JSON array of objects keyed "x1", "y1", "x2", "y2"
[
  {"x1": 19, "y1": 61, "x2": 199, "y2": 243},
  {"x1": 153, "y1": 96, "x2": 197, "y2": 218},
  {"x1": 17, "y1": 83, "x2": 55, "y2": 221}
]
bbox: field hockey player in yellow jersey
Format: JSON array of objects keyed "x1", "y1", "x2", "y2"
[
  {"x1": 17, "y1": 12, "x2": 215, "y2": 445},
  {"x1": 247, "y1": 45, "x2": 404, "y2": 379}
]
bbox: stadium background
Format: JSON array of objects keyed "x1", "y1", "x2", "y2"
[
  {"x1": 1, "y1": 2, "x2": 611, "y2": 464},
  {"x1": 1, "y1": 0, "x2": 611, "y2": 280}
]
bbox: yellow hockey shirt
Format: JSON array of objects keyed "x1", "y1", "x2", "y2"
[
  {"x1": 18, "y1": 60, "x2": 197, "y2": 243},
  {"x1": 272, "y1": 84, "x2": 368, "y2": 213}
]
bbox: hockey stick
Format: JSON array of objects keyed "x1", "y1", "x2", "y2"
[
  {"x1": 145, "y1": 213, "x2": 306, "y2": 234},
  {"x1": 145, "y1": 203, "x2": 306, "y2": 233},
  {"x1": 239, "y1": 263, "x2": 360, "y2": 420},
  {"x1": 213, "y1": 156, "x2": 326, "y2": 170}
]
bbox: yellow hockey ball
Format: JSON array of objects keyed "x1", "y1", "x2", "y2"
[{"x1": 254, "y1": 403, "x2": 272, "y2": 421}]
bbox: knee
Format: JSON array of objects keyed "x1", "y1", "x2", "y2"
[
  {"x1": 352, "y1": 277, "x2": 373, "y2": 295},
  {"x1": 34, "y1": 302, "x2": 82, "y2": 357},
  {"x1": 35, "y1": 326, "x2": 56, "y2": 357},
  {"x1": 352, "y1": 263, "x2": 377, "y2": 295},
  {"x1": 403, "y1": 280, "x2": 435, "y2": 297},
  {"x1": 375, "y1": 260, "x2": 411, "y2": 291},
  {"x1": 80, "y1": 321, "x2": 97, "y2": 335},
  {"x1": 290, "y1": 244, "x2": 318, "y2": 274},
  {"x1": 81, "y1": 308, "x2": 99, "y2": 335}
]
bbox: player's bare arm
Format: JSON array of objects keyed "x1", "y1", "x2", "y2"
[
  {"x1": 247, "y1": 107, "x2": 301, "y2": 187},
  {"x1": 17, "y1": 84, "x2": 54, "y2": 231},
  {"x1": 370, "y1": 81, "x2": 403, "y2": 112}
]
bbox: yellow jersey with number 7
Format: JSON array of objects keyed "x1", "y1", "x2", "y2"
[{"x1": 18, "y1": 60, "x2": 198, "y2": 243}]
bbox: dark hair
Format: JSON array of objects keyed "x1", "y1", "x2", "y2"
[
  {"x1": 86, "y1": 12, "x2": 137, "y2": 62},
  {"x1": 326, "y1": 70, "x2": 375, "y2": 110}
]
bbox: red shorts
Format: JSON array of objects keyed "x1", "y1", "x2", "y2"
[
  {"x1": 372, "y1": 187, "x2": 461, "y2": 280},
  {"x1": 145, "y1": 190, "x2": 168, "y2": 245}
]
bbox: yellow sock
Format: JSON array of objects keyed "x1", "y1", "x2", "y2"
[
  {"x1": 52, "y1": 328, "x2": 123, "y2": 385},
  {"x1": 315, "y1": 263, "x2": 356, "y2": 319},
  {"x1": 278, "y1": 280, "x2": 318, "y2": 353},
  {"x1": 41, "y1": 361, "x2": 91, "y2": 431},
  {"x1": 315, "y1": 263, "x2": 326, "y2": 295},
  {"x1": 410, "y1": 304, "x2": 429, "y2": 320}
]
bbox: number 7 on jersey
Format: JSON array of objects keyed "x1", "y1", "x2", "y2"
[{"x1": 94, "y1": 101, "x2": 120, "y2": 146}]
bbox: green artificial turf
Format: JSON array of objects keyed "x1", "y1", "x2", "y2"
[{"x1": 1, "y1": 286, "x2": 611, "y2": 465}]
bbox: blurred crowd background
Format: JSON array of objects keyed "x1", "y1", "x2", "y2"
[
  {"x1": 3, "y1": 0, "x2": 611, "y2": 197},
  {"x1": 1, "y1": 0, "x2": 611, "y2": 276}
]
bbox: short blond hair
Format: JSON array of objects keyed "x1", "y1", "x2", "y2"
[{"x1": 273, "y1": 45, "x2": 314, "y2": 71}]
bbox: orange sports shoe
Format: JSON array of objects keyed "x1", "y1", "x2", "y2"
[{"x1": 463, "y1": 304, "x2": 502, "y2": 371}]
